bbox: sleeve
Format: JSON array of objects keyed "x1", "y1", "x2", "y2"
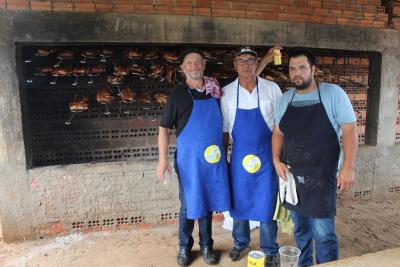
[
  {"x1": 220, "y1": 89, "x2": 230, "y2": 133},
  {"x1": 272, "y1": 83, "x2": 283, "y2": 127},
  {"x1": 275, "y1": 93, "x2": 289, "y2": 126},
  {"x1": 333, "y1": 85, "x2": 357, "y2": 125},
  {"x1": 159, "y1": 92, "x2": 177, "y2": 129}
]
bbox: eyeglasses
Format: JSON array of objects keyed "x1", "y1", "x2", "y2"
[{"x1": 236, "y1": 58, "x2": 257, "y2": 65}]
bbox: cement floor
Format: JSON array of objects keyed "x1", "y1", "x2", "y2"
[{"x1": 1, "y1": 198, "x2": 400, "y2": 267}]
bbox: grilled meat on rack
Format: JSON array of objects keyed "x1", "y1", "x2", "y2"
[
  {"x1": 120, "y1": 86, "x2": 136, "y2": 103},
  {"x1": 69, "y1": 96, "x2": 89, "y2": 112},
  {"x1": 96, "y1": 89, "x2": 114, "y2": 104}
]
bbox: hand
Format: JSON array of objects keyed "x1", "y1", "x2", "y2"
[
  {"x1": 156, "y1": 160, "x2": 172, "y2": 182},
  {"x1": 262, "y1": 46, "x2": 283, "y2": 63},
  {"x1": 337, "y1": 167, "x2": 355, "y2": 192},
  {"x1": 273, "y1": 161, "x2": 290, "y2": 181}
]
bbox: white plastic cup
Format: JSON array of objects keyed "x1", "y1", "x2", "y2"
[
  {"x1": 279, "y1": 246, "x2": 301, "y2": 267},
  {"x1": 163, "y1": 170, "x2": 171, "y2": 185}
]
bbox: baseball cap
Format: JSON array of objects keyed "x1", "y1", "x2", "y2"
[{"x1": 235, "y1": 46, "x2": 257, "y2": 57}]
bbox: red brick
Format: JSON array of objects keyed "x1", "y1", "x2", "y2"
[
  {"x1": 308, "y1": 15, "x2": 323, "y2": 23},
  {"x1": 134, "y1": 4, "x2": 154, "y2": 13},
  {"x1": 248, "y1": 2, "x2": 266, "y2": 11},
  {"x1": 212, "y1": 7, "x2": 229, "y2": 17},
  {"x1": 393, "y1": 6, "x2": 400, "y2": 16},
  {"x1": 265, "y1": 3, "x2": 282, "y2": 12},
  {"x1": 175, "y1": 0, "x2": 192, "y2": 5},
  {"x1": 349, "y1": 58, "x2": 361, "y2": 65},
  {"x1": 372, "y1": 20, "x2": 386, "y2": 28},
  {"x1": 363, "y1": 12, "x2": 375, "y2": 19},
  {"x1": 193, "y1": 7, "x2": 211, "y2": 15},
  {"x1": 293, "y1": 14, "x2": 310, "y2": 22},
  {"x1": 360, "y1": 58, "x2": 369, "y2": 65},
  {"x1": 298, "y1": 6, "x2": 313, "y2": 15},
  {"x1": 30, "y1": 1, "x2": 52, "y2": 11},
  {"x1": 363, "y1": 4, "x2": 378, "y2": 12},
  {"x1": 337, "y1": 17, "x2": 349, "y2": 25},
  {"x1": 212, "y1": 0, "x2": 230, "y2": 9},
  {"x1": 356, "y1": 0, "x2": 369, "y2": 4},
  {"x1": 359, "y1": 19, "x2": 373, "y2": 26},
  {"x1": 6, "y1": 0, "x2": 29, "y2": 10},
  {"x1": 322, "y1": 1, "x2": 336, "y2": 9},
  {"x1": 195, "y1": 0, "x2": 211, "y2": 8},
  {"x1": 154, "y1": 0, "x2": 174, "y2": 5},
  {"x1": 155, "y1": 4, "x2": 173, "y2": 13},
  {"x1": 229, "y1": 8, "x2": 246, "y2": 18},
  {"x1": 93, "y1": 0, "x2": 115, "y2": 3},
  {"x1": 313, "y1": 7, "x2": 327, "y2": 15},
  {"x1": 94, "y1": 2, "x2": 113, "y2": 11},
  {"x1": 278, "y1": 13, "x2": 293, "y2": 21},
  {"x1": 114, "y1": 3, "x2": 134, "y2": 12},
  {"x1": 263, "y1": 11, "x2": 278, "y2": 20},
  {"x1": 284, "y1": 5, "x2": 298, "y2": 13},
  {"x1": 321, "y1": 16, "x2": 337, "y2": 25},
  {"x1": 74, "y1": 2, "x2": 95, "y2": 12},
  {"x1": 375, "y1": 13, "x2": 388, "y2": 20},
  {"x1": 246, "y1": 10, "x2": 264, "y2": 19},
  {"x1": 350, "y1": 3, "x2": 363, "y2": 12},
  {"x1": 53, "y1": 1, "x2": 73, "y2": 11},
  {"x1": 173, "y1": 6, "x2": 192, "y2": 14},
  {"x1": 231, "y1": 0, "x2": 248, "y2": 10},
  {"x1": 308, "y1": 0, "x2": 321, "y2": 8}
]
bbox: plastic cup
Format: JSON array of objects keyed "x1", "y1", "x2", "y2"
[
  {"x1": 163, "y1": 170, "x2": 171, "y2": 185},
  {"x1": 279, "y1": 246, "x2": 301, "y2": 267}
]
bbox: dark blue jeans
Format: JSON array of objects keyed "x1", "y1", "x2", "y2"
[
  {"x1": 291, "y1": 211, "x2": 338, "y2": 267},
  {"x1": 232, "y1": 219, "x2": 279, "y2": 256},
  {"x1": 175, "y1": 160, "x2": 213, "y2": 251}
]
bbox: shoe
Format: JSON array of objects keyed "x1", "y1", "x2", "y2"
[
  {"x1": 201, "y1": 247, "x2": 218, "y2": 265},
  {"x1": 265, "y1": 254, "x2": 279, "y2": 267},
  {"x1": 176, "y1": 248, "x2": 190, "y2": 266},
  {"x1": 229, "y1": 246, "x2": 249, "y2": 261}
]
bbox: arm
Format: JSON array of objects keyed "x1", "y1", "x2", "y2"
[
  {"x1": 272, "y1": 126, "x2": 290, "y2": 180},
  {"x1": 156, "y1": 127, "x2": 172, "y2": 181},
  {"x1": 337, "y1": 122, "x2": 358, "y2": 191},
  {"x1": 255, "y1": 46, "x2": 283, "y2": 76}
]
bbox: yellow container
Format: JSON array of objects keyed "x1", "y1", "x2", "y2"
[
  {"x1": 273, "y1": 49, "x2": 282, "y2": 65},
  {"x1": 248, "y1": 250, "x2": 265, "y2": 267}
]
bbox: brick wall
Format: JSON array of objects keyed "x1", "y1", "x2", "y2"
[{"x1": 0, "y1": 0, "x2": 392, "y2": 29}]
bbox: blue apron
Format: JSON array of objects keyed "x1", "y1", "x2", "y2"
[
  {"x1": 279, "y1": 85, "x2": 340, "y2": 218},
  {"x1": 176, "y1": 89, "x2": 231, "y2": 220},
  {"x1": 229, "y1": 79, "x2": 278, "y2": 222}
]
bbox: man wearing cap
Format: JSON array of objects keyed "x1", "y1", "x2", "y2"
[
  {"x1": 220, "y1": 46, "x2": 282, "y2": 266},
  {"x1": 157, "y1": 48, "x2": 231, "y2": 266}
]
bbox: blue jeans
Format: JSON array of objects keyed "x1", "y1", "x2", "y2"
[
  {"x1": 232, "y1": 219, "x2": 279, "y2": 256},
  {"x1": 175, "y1": 160, "x2": 213, "y2": 251},
  {"x1": 291, "y1": 211, "x2": 338, "y2": 267}
]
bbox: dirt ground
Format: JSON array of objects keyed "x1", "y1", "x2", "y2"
[{"x1": 1, "y1": 198, "x2": 400, "y2": 267}]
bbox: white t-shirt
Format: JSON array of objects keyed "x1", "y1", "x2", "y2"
[{"x1": 221, "y1": 77, "x2": 282, "y2": 137}]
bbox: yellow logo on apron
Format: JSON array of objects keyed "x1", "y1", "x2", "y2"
[
  {"x1": 204, "y1": 145, "x2": 221, "y2": 164},
  {"x1": 242, "y1": 154, "x2": 261, "y2": 173}
]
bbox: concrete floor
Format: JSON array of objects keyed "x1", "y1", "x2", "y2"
[{"x1": 1, "y1": 198, "x2": 400, "y2": 266}]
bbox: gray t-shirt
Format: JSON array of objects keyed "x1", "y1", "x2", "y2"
[{"x1": 275, "y1": 82, "x2": 356, "y2": 139}]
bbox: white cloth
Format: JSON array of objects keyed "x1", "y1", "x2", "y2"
[
  {"x1": 279, "y1": 171, "x2": 298, "y2": 205},
  {"x1": 222, "y1": 212, "x2": 260, "y2": 231},
  {"x1": 221, "y1": 77, "x2": 282, "y2": 136}
]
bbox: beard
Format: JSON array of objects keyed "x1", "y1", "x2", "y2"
[
  {"x1": 185, "y1": 70, "x2": 204, "y2": 80},
  {"x1": 291, "y1": 75, "x2": 312, "y2": 90}
]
